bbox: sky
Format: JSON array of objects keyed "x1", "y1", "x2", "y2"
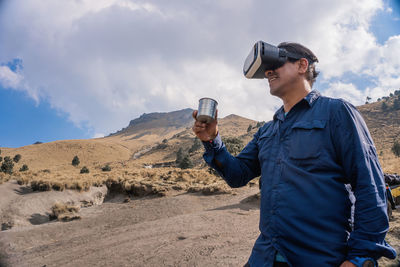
[{"x1": 0, "y1": 0, "x2": 400, "y2": 148}]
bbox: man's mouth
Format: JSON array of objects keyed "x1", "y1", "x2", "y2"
[{"x1": 269, "y1": 77, "x2": 278, "y2": 82}]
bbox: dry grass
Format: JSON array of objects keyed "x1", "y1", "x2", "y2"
[
  {"x1": 11, "y1": 166, "x2": 233, "y2": 197},
  {"x1": 0, "y1": 172, "x2": 12, "y2": 185},
  {"x1": 50, "y1": 202, "x2": 81, "y2": 222},
  {"x1": 358, "y1": 99, "x2": 400, "y2": 174}
]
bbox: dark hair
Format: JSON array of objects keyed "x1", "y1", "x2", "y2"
[{"x1": 278, "y1": 42, "x2": 319, "y2": 87}]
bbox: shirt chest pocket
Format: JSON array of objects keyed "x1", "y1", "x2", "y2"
[
  {"x1": 289, "y1": 120, "x2": 327, "y2": 159},
  {"x1": 257, "y1": 130, "x2": 276, "y2": 162}
]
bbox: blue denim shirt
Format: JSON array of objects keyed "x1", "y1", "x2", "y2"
[{"x1": 202, "y1": 91, "x2": 396, "y2": 266}]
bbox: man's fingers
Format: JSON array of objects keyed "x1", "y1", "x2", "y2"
[
  {"x1": 192, "y1": 110, "x2": 198, "y2": 120},
  {"x1": 194, "y1": 120, "x2": 207, "y2": 128}
]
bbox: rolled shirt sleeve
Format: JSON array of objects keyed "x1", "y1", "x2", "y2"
[
  {"x1": 202, "y1": 130, "x2": 261, "y2": 188},
  {"x1": 331, "y1": 101, "x2": 396, "y2": 260}
]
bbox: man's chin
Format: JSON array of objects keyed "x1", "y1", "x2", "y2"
[{"x1": 269, "y1": 87, "x2": 279, "y2": 96}]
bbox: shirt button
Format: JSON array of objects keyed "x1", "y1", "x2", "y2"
[
  {"x1": 272, "y1": 238, "x2": 277, "y2": 243},
  {"x1": 280, "y1": 137, "x2": 284, "y2": 142},
  {"x1": 277, "y1": 159, "x2": 281, "y2": 164},
  {"x1": 270, "y1": 210, "x2": 275, "y2": 215}
]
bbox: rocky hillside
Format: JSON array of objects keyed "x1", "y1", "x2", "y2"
[
  {"x1": 358, "y1": 91, "x2": 400, "y2": 173},
  {"x1": 110, "y1": 108, "x2": 194, "y2": 138}
]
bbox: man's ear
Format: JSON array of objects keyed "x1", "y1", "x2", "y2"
[{"x1": 298, "y1": 58, "x2": 309, "y2": 74}]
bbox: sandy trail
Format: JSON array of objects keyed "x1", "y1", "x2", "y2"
[{"x1": 0, "y1": 182, "x2": 260, "y2": 267}]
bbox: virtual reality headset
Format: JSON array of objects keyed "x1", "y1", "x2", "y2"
[{"x1": 243, "y1": 41, "x2": 306, "y2": 79}]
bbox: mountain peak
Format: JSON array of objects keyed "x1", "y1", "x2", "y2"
[{"x1": 110, "y1": 108, "x2": 194, "y2": 138}]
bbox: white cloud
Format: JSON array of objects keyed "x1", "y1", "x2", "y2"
[
  {"x1": 0, "y1": 66, "x2": 23, "y2": 89},
  {"x1": 324, "y1": 82, "x2": 365, "y2": 105},
  {"x1": 93, "y1": 133, "x2": 105, "y2": 138},
  {"x1": 0, "y1": 0, "x2": 399, "y2": 135}
]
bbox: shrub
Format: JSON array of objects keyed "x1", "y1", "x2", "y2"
[
  {"x1": 0, "y1": 156, "x2": 2, "y2": 162},
  {"x1": 51, "y1": 182, "x2": 65, "y2": 191},
  {"x1": 247, "y1": 124, "x2": 252, "y2": 132},
  {"x1": 50, "y1": 202, "x2": 80, "y2": 222},
  {"x1": 156, "y1": 143, "x2": 168, "y2": 149},
  {"x1": 80, "y1": 166, "x2": 89, "y2": 174},
  {"x1": 178, "y1": 155, "x2": 193, "y2": 169},
  {"x1": 30, "y1": 180, "x2": 51, "y2": 191},
  {"x1": 19, "y1": 164, "x2": 29, "y2": 172},
  {"x1": 256, "y1": 121, "x2": 265, "y2": 128},
  {"x1": 72, "y1": 155, "x2": 80, "y2": 166},
  {"x1": 176, "y1": 148, "x2": 184, "y2": 164},
  {"x1": 381, "y1": 102, "x2": 389, "y2": 111},
  {"x1": 222, "y1": 137, "x2": 244, "y2": 156},
  {"x1": 189, "y1": 138, "x2": 202, "y2": 153},
  {"x1": 392, "y1": 141, "x2": 400, "y2": 157},
  {"x1": 393, "y1": 98, "x2": 400, "y2": 110},
  {"x1": 1, "y1": 157, "x2": 14, "y2": 174},
  {"x1": 13, "y1": 154, "x2": 21, "y2": 163},
  {"x1": 102, "y1": 164, "x2": 111, "y2": 172}
]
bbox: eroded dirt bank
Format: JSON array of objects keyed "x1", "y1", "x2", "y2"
[{"x1": 0, "y1": 182, "x2": 260, "y2": 267}]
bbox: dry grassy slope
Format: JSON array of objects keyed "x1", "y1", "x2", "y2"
[
  {"x1": 1, "y1": 139, "x2": 132, "y2": 171},
  {"x1": 0, "y1": 109, "x2": 195, "y2": 171},
  {"x1": 358, "y1": 101, "x2": 400, "y2": 173}
]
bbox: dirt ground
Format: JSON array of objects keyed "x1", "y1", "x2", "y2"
[{"x1": 0, "y1": 181, "x2": 399, "y2": 267}]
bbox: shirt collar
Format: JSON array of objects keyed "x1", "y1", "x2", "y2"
[
  {"x1": 304, "y1": 90, "x2": 321, "y2": 107},
  {"x1": 273, "y1": 90, "x2": 321, "y2": 121}
]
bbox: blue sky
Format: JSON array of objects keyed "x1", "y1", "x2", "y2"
[{"x1": 1, "y1": 0, "x2": 400, "y2": 148}]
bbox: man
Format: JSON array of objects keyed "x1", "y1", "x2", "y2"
[{"x1": 192, "y1": 42, "x2": 396, "y2": 266}]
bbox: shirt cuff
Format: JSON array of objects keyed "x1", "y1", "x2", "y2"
[
  {"x1": 202, "y1": 132, "x2": 223, "y2": 151},
  {"x1": 348, "y1": 257, "x2": 376, "y2": 267}
]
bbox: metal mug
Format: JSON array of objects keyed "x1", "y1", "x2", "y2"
[{"x1": 197, "y1": 97, "x2": 218, "y2": 123}]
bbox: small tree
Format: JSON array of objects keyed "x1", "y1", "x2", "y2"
[
  {"x1": 178, "y1": 155, "x2": 193, "y2": 169},
  {"x1": 189, "y1": 138, "x2": 202, "y2": 153},
  {"x1": 1, "y1": 157, "x2": 14, "y2": 174},
  {"x1": 382, "y1": 102, "x2": 389, "y2": 111},
  {"x1": 80, "y1": 166, "x2": 89, "y2": 174},
  {"x1": 102, "y1": 164, "x2": 111, "y2": 172},
  {"x1": 392, "y1": 141, "x2": 400, "y2": 157},
  {"x1": 19, "y1": 164, "x2": 29, "y2": 172},
  {"x1": 0, "y1": 156, "x2": 2, "y2": 162},
  {"x1": 393, "y1": 98, "x2": 400, "y2": 110},
  {"x1": 365, "y1": 96, "x2": 371, "y2": 104},
  {"x1": 247, "y1": 124, "x2": 252, "y2": 132},
  {"x1": 176, "y1": 148, "x2": 184, "y2": 164},
  {"x1": 13, "y1": 154, "x2": 21, "y2": 163},
  {"x1": 256, "y1": 121, "x2": 265, "y2": 128},
  {"x1": 72, "y1": 156, "x2": 80, "y2": 166}
]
